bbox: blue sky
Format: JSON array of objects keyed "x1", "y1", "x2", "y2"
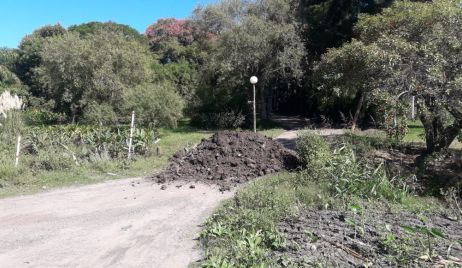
[{"x1": 0, "y1": 0, "x2": 215, "y2": 48}]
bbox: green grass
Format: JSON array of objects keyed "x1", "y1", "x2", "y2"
[
  {"x1": 403, "y1": 120, "x2": 462, "y2": 149},
  {"x1": 403, "y1": 120, "x2": 425, "y2": 143}
]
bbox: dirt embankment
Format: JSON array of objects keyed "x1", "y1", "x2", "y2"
[
  {"x1": 277, "y1": 209, "x2": 462, "y2": 267},
  {"x1": 151, "y1": 131, "x2": 298, "y2": 191}
]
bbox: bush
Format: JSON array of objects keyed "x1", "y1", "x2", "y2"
[
  {"x1": 192, "y1": 110, "x2": 245, "y2": 129},
  {"x1": 325, "y1": 144, "x2": 408, "y2": 202},
  {"x1": 81, "y1": 103, "x2": 118, "y2": 125},
  {"x1": 296, "y1": 132, "x2": 331, "y2": 171},
  {"x1": 122, "y1": 83, "x2": 184, "y2": 128},
  {"x1": 23, "y1": 109, "x2": 66, "y2": 126}
]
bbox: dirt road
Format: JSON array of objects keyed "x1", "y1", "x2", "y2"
[
  {"x1": 0, "y1": 131, "x2": 298, "y2": 268},
  {"x1": 0, "y1": 178, "x2": 233, "y2": 268}
]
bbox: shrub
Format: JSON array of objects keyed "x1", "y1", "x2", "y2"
[
  {"x1": 122, "y1": 82, "x2": 184, "y2": 128},
  {"x1": 192, "y1": 110, "x2": 245, "y2": 129},
  {"x1": 325, "y1": 144, "x2": 408, "y2": 202},
  {"x1": 23, "y1": 109, "x2": 65, "y2": 126},
  {"x1": 81, "y1": 103, "x2": 118, "y2": 125},
  {"x1": 296, "y1": 132, "x2": 331, "y2": 171}
]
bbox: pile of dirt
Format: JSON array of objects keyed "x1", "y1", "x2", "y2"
[
  {"x1": 275, "y1": 209, "x2": 462, "y2": 267},
  {"x1": 151, "y1": 131, "x2": 298, "y2": 190}
]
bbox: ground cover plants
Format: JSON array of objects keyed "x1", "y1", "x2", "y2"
[
  {"x1": 0, "y1": 115, "x2": 215, "y2": 197},
  {"x1": 199, "y1": 132, "x2": 462, "y2": 267}
]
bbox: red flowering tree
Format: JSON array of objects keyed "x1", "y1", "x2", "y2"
[{"x1": 145, "y1": 18, "x2": 196, "y2": 49}]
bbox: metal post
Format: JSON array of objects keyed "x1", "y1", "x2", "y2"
[
  {"x1": 411, "y1": 96, "x2": 415, "y2": 120},
  {"x1": 15, "y1": 135, "x2": 21, "y2": 167},
  {"x1": 253, "y1": 84, "x2": 256, "y2": 133},
  {"x1": 128, "y1": 111, "x2": 135, "y2": 159}
]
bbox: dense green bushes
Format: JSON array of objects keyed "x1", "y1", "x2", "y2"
[
  {"x1": 296, "y1": 132, "x2": 408, "y2": 202},
  {"x1": 296, "y1": 132, "x2": 331, "y2": 171},
  {"x1": 122, "y1": 83, "x2": 184, "y2": 128},
  {"x1": 5, "y1": 22, "x2": 186, "y2": 128}
]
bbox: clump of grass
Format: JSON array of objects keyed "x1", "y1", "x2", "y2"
[{"x1": 296, "y1": 132, "x2": 331, "y2": 171}]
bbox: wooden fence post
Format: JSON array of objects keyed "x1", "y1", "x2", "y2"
[
  {"x1": 15, "y1": 135, "x2": 21, "y2": 167},
  {"x1": 128, "y1": 111, "x2": 135, "y2": 159}
]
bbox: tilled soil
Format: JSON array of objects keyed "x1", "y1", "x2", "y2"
[
  {"x1": 151, "y1": 131, "x2": 298, "y2": 191},
  {"x1": 276, "y1": 209, "x2": 462, "y2": 267}
]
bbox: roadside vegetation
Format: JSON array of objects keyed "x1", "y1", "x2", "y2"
[
  {"x1": 200, "y1": 132, "x2": 461, "y2": 267},
  {"x1": 0, "y1": 113, "x2": 282, "y2": 197}
]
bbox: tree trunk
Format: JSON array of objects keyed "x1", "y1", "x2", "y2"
[
  {"x1": 420, "y1": 112, "x2": 461, "y2": 154},
  {"x1": 351, "y1": 91, "x2": 365, "y2": 132}
]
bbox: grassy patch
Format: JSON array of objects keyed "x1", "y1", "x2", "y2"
[{"x1": 403, "y1": 120, "x2": 462, "y2": 149}]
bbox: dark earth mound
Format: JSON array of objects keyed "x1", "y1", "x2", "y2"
[
  {"x1": 151, "y1": 131, "x2": 298, "y2": 191},
  {"x1": 276, "y1": 209, "x2": 462, "y2": 267}
]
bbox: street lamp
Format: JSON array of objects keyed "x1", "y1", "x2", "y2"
[{"x1": 250, "y1": 76, "x2": 258, "y2": 133}]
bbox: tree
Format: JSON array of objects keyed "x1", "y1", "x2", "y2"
[
  {"x1": 35, "y1": 30, "x2": 152, "y2": 122},
  {"x1": 146, "y1": 18, "x2": 213, "y2": 112},
  {"x1": 146, "y1": 18, "x2": 196, "y2": 49},
  {"x1": 299, "y1": 0, "x2": 393, "y2": 56},
  {"x1": 122, "y1": 82, "x2": 184, "y2": 128},
  {"x1": 68, "y1": 21, "x2": 147, "y2": 44},
  {"x1": 354, "y1": 0, "x2": 462, "y2": 153},
  {"x1": 314, "y1": 40, "x2": 395, "y2": 130},
  {"x1": 0, "y1": 48, "x2": 19, "y2": 71},
  {"x1": 193, "y1": 0, "x2": 306, "y2": 121},
  {"x1": 15, "y1": 24, "x2": 66, "y2": 90}
]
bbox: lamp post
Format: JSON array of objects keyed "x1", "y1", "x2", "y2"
[{"x1": 250, "y1": 76, "x2": 258, "y2": 133}]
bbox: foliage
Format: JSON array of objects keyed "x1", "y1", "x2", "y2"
[
  {"x1": 151, "y1": 58, "x2": 199, "y2": 105},
  {"x1": 296, "y1": 132, "x2": 331, "y2": 170},
  {"x1": 193, "y1": 0, "x2": 306, "y2": 120},
  {"x1": 201, "y1": 173, "x2": 309, "y2": 267},
  {"x1": 369, "y1": 90, "x2": 409, "y2": 140},
  {"x1": 354, "y1": 0, "x2": 462, "y2": 152},
  {"x1": 0, "y1": 112, "x2": 159, "y2": 186},
  {"x1": 192, "y1": 110, "x2": 245, "y2": 129},
  {"x1": 146, "y1": 18, "x2": 197, "y2": 49},
  {"x1": 299, "y1": 0, "x2": 393, "y2": 56},
  {"x1": 0, "y1": 48, "x2": 19, "y2": 70},
  {"x1": 122, "y1": 82, "x2": 184, "y2": 128},
  {"x1": 23, "y1": 109, "x2": 65, "y2": 126},
  {"x1": 0, "y1": 65, "x2": 22, "y2": 87},
  {"x1": 15, "y1": 24, "x2": 66, "y2": 90},
  {"x1": 35, "y1": 30, "x2": 152, "y2": 122},
  {"x1": 68, "y1": 21, "x2": 147, "y2": 43},
  {"x1": 313, "y1": 39, "x2": 396, "y2": 130},
  {"x1": 325, "y1": 144, "x2": 408, "y2": 202}
]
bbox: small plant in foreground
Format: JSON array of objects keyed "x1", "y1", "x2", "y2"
[{"x1": 296, "y1": 132, "x2": 331, "y2": 171}]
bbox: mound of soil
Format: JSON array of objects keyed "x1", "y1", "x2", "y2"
[
  {"x1": 276, "y1": 209, "x2": 462, "y2": 267},
  {"x1": 151, "y1": 131, "x2": 298, "y2": 190}
]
